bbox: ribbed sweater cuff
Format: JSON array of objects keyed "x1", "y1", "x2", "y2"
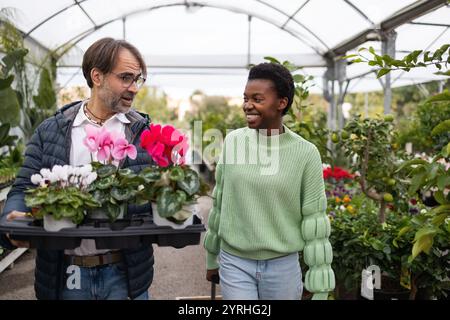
[{"x1": 206, "y1": 252, "x2": 219, "y2": 270}]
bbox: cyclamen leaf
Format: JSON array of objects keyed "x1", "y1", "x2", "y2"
[{"x1": 177, "y1": 169, "x2": 200, "y2": 196}]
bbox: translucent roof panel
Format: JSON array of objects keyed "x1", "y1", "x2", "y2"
[{"x1": 1, "y1": 0, "x2": 448, "y2": 98}]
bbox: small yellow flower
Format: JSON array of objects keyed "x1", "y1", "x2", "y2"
[
  {"x1": 346, "y1": 205, "x2": 356, "y2": 214},
  {"x1": 335, "y1": 197, "x2": 341, "y2": 203}
]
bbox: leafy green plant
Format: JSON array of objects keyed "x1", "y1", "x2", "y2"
[
  {"x1": 263, "y1": 56, "x2": 332, "y2": 164},
  {"x1": 397, "y1": 91, "x2": 450, "y2": 154},
  {"x1": 344, "y1": 44, "x2": 449, "y2": 78},
  {"x1": 0, "y1": 123, "x2": 23, "y2": 187},
  {"x1": 87, "y1": 164, "x2": 142, "y2": 222},
  {"x1": 25, "y1": 165, "x2": 100, "y2": 225},
  {"x1": 334, "y1": 115, "x2": 406, "y2": 222},
  {"x1": 0, "y1": 9, "x2": 57, "y2": 142},
  {"x1": 136, "y1": 165, "x2": 209, "y2": 223}
]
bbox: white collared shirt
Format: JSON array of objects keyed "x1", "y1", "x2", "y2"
[
  {"x1": 70, "y1": 100, "x2": 130, "y2": 166},
  {"x1": 65, "y1": 100, "x2": 130, "y2": 256}
]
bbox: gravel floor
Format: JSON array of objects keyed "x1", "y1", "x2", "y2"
[{"x1": 0, "y1": 196, "x2": 218, "y2": 300}]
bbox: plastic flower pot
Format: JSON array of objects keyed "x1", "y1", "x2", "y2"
[
  {"x1": 88, "y1": 203, "x2": 126, "y2": 221},
  {"x1": 43, "y1": 214, "x2": 76, "y2": 232},
  {"x1": 151, "y1": 202, "x2": 197, "y2": 229}
]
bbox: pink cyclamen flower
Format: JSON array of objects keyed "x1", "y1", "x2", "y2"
[
  {"x1": 150, "y1": 142, "x2": 170, "y2": 167},
  {"x1": 140, "y1": 124, "x2": 162, "y2": 151},
  {"x1": 83, "y1": 125, "x2": 102, "y2": 152},
  {"x1": 112, "y1": 138, "x2": 137, "y2": 161}
]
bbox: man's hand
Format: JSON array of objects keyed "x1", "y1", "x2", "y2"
[
  {"x1": 5, "y1": 211, "x2": 30, "y2": 248},
  {"x1": 206, "y1": 268, "x2": 220, "y2": 283}
]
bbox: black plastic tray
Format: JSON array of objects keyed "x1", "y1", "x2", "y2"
[{"x1": 0, "y1": 215, "x2": 205, "y2": 250}]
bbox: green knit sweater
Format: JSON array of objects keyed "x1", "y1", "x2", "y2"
[{"x1": 203, "y1": 126, "x2": 335, "y2": 300}]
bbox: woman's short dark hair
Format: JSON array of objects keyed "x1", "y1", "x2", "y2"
[
  {"x1": 248, "y1": 63, "x2": 295, "y2": 115},
  {"x1": 82, "y1": 37, "x2": 147, "y2": 88}
]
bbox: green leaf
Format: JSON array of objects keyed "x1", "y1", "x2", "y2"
[
  {"x1": 431, "y1": 119, "x2": 450, "y2": 136},
  {"x1": 0, "y1": 87, "x2": 20, "y2": 127},
  {"x1": 431, "y1": 213, "x2": 449, "y2": 226},
  {"x1": 139, "y1": 168, "x2": 161, "y2": 183},
  {"x1": 1, "y1": 48, "x2": 28, "y2": 75},
  {"x1": 434, "y1": 70, "x2": 450, "y2": 76},
  {"x1": 177, "y1": 169, "x2": 200, "y2": 196},
  {"x1": 111, "y1": 187, "x2": 134, "y2": 201},
  {"x1": 426, "y1": 91, "x2": 450, "y2": 103},
  {"x1": 408, "y1": 173, "x2": 426, "y2": 195},
  {"x1": 156, "y1": 190, "x2": 183, "y2": 217},
  {"x1": 96, "y1": 175, "x2": 114, "y2": 190},
  {"x1": 0, "y1": 75, "x2": 14, "y2": 90},
  {"x1": 169, "y1": 166, "x2": 185, "y2": 181},
  {"x1": 97, "y1": 164, "x2": 116, "y2": 178},
  {"x1": 395, "y1": 158, "x2": 428, "y2": 173},
  {"x1": 412, "y1": 232, "x2": 435, "y2": 259},
  {"x1": 433, "y1": 191, "x2": 447, "y2": 205},
  {"x1": 350, "y1": 58, "x2": 363, "y2": 63},
  {"x1": 437, "y1": 175, "x2": 450, "y2": 191},
  {"x1": 118, "y1": 168, "x2": 135, "y2": 177},
  {"x1": 376, "y1": 68, "x2": 391, "y2": 78},
  {"x1": 106, "y1": 202, "x2": 121, "y2": 221},
  {"x1": 341, "y1": 54, "x2": 358, "y2": 60},
  {"x1": 263, "y1": 56, "x2": 280, "y2": 64}
]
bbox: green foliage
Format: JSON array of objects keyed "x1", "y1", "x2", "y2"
[
  {"x1": 397, "y1": 91, "x2": 450, "y2": 154},
  {"x1": 347, "y1": 44, "x2": 450, "y2": 78},
  {"x1": 25, "y1": 186, "x2": 99, "y2": 225},
  {"x1": 0, "y1": 10, "x2": 57, "y2": 141},
  {"x1": 263, "y1": 56, "x2": 332, "y2": 164},
  {"x1": 134, "y1": 86, "x2": 178, "y2": 125},
  {"x1": 87, "y1": 163, "x2": 141, "y2": 222},
  {"x1": 135, "y1": 165, "x2": 209, "y2": 222},
  {"x1": 334, "y1": 115, "x2": 407, "y2": 222},
  {"x1": 186, "y1": 93, "x2": 246, "y2": 138}
]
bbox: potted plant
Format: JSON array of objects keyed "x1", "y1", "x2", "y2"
[
  {"x1": 24, "y1": 164, "x2": 99, "y2": 232},
  {"x1": 138, "y1": 123, "x2": 208, "y2": 228},
  {"x1": 82, "y1": 125, "x2": 138, "y2": 222}
]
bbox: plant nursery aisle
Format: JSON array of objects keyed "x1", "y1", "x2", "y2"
[{"x1": 0, "y1": 195, "x2": 217, "y2": 300}]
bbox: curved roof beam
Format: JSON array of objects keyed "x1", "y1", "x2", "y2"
[
  {"x1": 74, "y1": 0, "x2": 97, "y2": 28},
  {"x1": 327, "y1": 0, "x2": 447, "y2": 57},
  {"x1": 342, "y1": 0, "x2": 375, "y2": 26},
  {"x1": 24, "y1": 0, "x2": 89, "y2": 38},
  {"x1": 255, "y1": 0, "x2": 330, "y2": 51},
  {"x1": 53, "y1": 1, "x2": 325, "y2": 59}
]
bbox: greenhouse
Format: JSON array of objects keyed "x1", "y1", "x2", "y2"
[{"x1": 0, "y1": 0, "x2": 448, "y2": 302}]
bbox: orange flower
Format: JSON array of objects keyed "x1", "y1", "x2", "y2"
[
  {"x1": 335, "y1": 197, "x2": 341, "y2": 203},
  {"x1": 343, "y1": 195, "x2": 351, "y2": 203}
]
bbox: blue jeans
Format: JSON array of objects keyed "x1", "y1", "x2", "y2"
[
  {"x1": 219, "y1": 249, "x2": 302, "y2": 300},
  {"x1": 61, "y1": 261, "x2": 149, "y2": 300}
]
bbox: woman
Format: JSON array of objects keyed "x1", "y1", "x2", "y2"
[{"x1": 203, "y1": 62, "x2": 335, "y2": 300}]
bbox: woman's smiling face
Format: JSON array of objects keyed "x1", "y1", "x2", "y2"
[{"x1": 243, "y1": 79, "x2": 287, "y2": 131}]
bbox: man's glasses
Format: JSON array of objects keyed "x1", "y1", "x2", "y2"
[{"x1": 110, "y1": 71, "x2": 146, "y2": 89}]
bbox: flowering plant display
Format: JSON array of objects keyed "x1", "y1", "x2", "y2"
[
  {"x1": 25, "y1": 164, "x2": 100, "y2": 225},
  {"x1": 83, "y1": 125, "x2": 139, "y2": 222},
  {"x1": 138, "y1": 123, "x2": 207, "y2": 223},
  {"x1": 323, "y1": 165, "x2": 354, "y2": 182}
]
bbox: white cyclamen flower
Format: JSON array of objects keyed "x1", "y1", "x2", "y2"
[
  {"x1": 52, "y1": 165, "x2": 69, "y2": 182},
  {"x1": 79, "y1": 164, "x2": 93, "y2": 178},
  {"x1": 84, "y1": 172, "x2": 97, "y2": 186},
  {"x1": 47, "y1": 172, "x2": 59, "y2": 184},
  {"x1": 40, "y1": 168, "x2": 51, "y2": 179},
  {"x1": 31, "y1": 174, "x2": 43, "y2": 185}
]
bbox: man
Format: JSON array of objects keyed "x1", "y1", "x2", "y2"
[{"x1": 0, "y1": 38, "x2": 154, "y2": 300}]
